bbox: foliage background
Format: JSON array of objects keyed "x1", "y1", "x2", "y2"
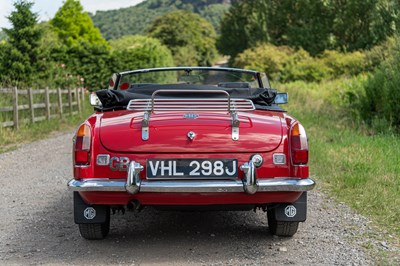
[
  {"x1": 0, "y1": 0, "x2": 400, "y2": 259},
  {"x1": 90, "y1": 0, "x2": 230, "y2": 39}
]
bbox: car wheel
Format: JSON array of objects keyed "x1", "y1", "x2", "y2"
[
  {"x1": 267, "y1": 208, "x2": 299, "y2": 237},
  {"x1": 78, "y1": 206, "x2": 110, "y2": 240},
  {"x1": 78, "y1": 219, "x2": 110, "y2": 240}
]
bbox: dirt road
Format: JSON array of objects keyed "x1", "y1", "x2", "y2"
[{"x1": 0, "y1": 132, "x2": 392, "y2": 265}]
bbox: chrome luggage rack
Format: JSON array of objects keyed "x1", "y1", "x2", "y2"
[{"x1": 127, "y1": 89, "x2": 255, "y2": 141}]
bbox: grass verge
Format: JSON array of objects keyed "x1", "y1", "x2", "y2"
[
  {"x1": 0, "y1": 104, "x2": 93, "y2": 153},
  {"x1": 278, "y1": 78, "x2": 399, "y2": 262}
]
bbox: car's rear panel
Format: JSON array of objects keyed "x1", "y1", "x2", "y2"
[
  {"x1": 73, "y1": 110, "x2": 308, "y2": 206},
  {"x1": 99, "y1": 110, "x2": 283, "y2": 153}
]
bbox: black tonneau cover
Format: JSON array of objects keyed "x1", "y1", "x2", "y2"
[{"x1": 96, "y1": 84, "x2": 283, "y2": 111}]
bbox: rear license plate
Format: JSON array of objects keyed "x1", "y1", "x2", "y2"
[{"x1": 146, "y1": 159, "x2": 238, "y2": 179}]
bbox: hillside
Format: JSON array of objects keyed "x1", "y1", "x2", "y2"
[{"x1": 91, "y1": 0, "x2": 231, "y2": 40}]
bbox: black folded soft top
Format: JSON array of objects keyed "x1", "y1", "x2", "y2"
[{"x1": 96, "y1": 83, "x2": 284, "y2": 112}]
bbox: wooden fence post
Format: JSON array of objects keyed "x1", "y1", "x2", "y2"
[
  {"x1": 82, "y1": 88, "x2": 85, "y2": 104},
  {"x1": 12, "y1": 87, "x2": 19, "y2": 129},
  {"x1": 28, "y1": 88, "x2": 34, "y2": 123},
  {"x1": 68, "y1": 87, "x2": 72, "y2": 114},
  {"x1": 45, "y1": 87, "x2": 50, "y2": 120},
  {"x1": 58, "y1": 88, "x2": 63, "y2": 119},
  {"x1": 76, "y1": 88, "x2": 81, "y2": 114}
]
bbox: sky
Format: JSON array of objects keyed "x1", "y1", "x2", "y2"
[{"x1": 0, "y1": 0, "x2": 145, "y2": 29}]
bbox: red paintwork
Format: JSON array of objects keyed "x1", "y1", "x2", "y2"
[
  {"x1": 80, "y1": 191, "x2": 303, "y2": 206},
  {"x1": 73, "y1": 109, "x2": 309, "y2": 206},
  {"x1": 99, "y1": 111, "x2": 283, "y2": 153}
]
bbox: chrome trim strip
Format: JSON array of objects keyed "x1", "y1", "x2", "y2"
[
  {"x1": 68, "y1": 177, "x2": 315, "y2": 193},
  {"x1": 68, "y1": 179, "x2": 126, "y2": 191},
  {"x1": 257, "y1": 178, "x2": 315, "y2": 192}
]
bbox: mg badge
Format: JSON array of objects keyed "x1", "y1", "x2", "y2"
[
  {"x1": 184, "y1": 113, "x2": 199, "y2": 119},
  {"x1": 84, "y1": 207, "x2": 96, "y2": 220},
  {"x1": 187, "y1": 131, "x2": 196, "y2": 140},
  {"x1": 285, "y1": 205, "x2": 297, "y2": 218}
]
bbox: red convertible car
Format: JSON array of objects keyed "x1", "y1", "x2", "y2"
[{"x1": 68, "y1": 67, "x2": 315, "y2": 240}]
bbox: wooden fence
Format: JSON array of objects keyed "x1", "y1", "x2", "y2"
[{"x1": 0, "y1": 87, "x2": 85, "y2": 129}]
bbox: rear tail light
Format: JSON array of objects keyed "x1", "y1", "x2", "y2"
[
  {"x1": 74, "y1": 123, "x2": 91, "y2": 166},
  {"x1": 290, "y1": 123, "x2": 308, "y2": 165}
]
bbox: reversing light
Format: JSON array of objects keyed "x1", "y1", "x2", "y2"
[
  {"x1": 273, "y1": 154, "x2": 286, "y2": 165},
  {"x1": 74, "y1": 123, "x2": 91, "y2": 166},
  {"x1": 96, "y1": 154, "x2": 110, "y2": 166},
  {"x1": 290, "y1": 123, "x2": 308, "y2": 165}
]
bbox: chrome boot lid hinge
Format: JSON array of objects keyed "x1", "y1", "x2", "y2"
[
  {"x1": 231, "y1": 111, "x2": 239, "y2": 141},
  {"x1": 142, "y1": 111, "x2": 150, "y2": 141}
]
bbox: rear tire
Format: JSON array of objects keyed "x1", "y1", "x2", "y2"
[
  {"x1": 267, "y1": 208, "x2": 299, "y2": 237},
  {"x1": 78, "y1": 220, "x2": 110, "y2": 240},
  {"x1": 78, "y1": 206, "x2": 110, "y2": 240}
]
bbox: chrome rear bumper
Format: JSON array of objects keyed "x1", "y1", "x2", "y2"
[
  {"x1": 68, "y1": 178, "x2": 315, "y2": 193},
  {"x1": 68, "y1": 161, "x2": 315, "y2": 194}
]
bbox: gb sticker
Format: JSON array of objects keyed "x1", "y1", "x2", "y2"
[
  {"x1": 84, "y1": 207, "x2": 96, "y2": 220},
  {"x1": 285, "y1": 205, "x2": 297, "y2": 218}
]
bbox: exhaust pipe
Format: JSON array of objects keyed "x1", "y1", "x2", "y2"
[{"x1": 127, "y1": 200, "x2": 141, "y2": 211}]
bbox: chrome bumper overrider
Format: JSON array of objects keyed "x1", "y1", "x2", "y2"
[{"x1": 68, "y1": 161, "x2": 315, "y2": 194}]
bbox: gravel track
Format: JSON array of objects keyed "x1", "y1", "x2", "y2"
[{"x1": 0, "y1": 132, "x2": 394, "y2": 265}]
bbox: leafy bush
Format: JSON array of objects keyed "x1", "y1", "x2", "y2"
[
  {"x1": 283, "y1": 49, "x2": 329, "y2": 82},
  {"x1": 233, "y1": 44, "x2": 291, "y2": 81},
  {"x1": 362, "y1": 37, "x2": 400, "y2": 130},
  {"x1": 364, "y1": 37, "x2": 396, "y2": 71},
  {"x1": 320, "y1": 50, "x2": 367, "y2": 77},
  {"x1": 110, "y1": 35, "x2": 174, "y2": 73},
  {"x1": 147, "y1": 10, "x2": 218, "y2": 66},
  {"x1": 233, "y1": 44, "x2": 368, "y2": 83}
]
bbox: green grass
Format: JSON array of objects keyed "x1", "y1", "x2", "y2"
[
  {"x1": 0, "y1": 103, "x2": 93, "y2": 153},
  {"x1": 278, "y1": 78, "x2": 399, "y2": 261}
]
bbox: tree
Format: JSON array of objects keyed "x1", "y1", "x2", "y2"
[
  {"x1": 65, "y1": 41, "x2": 111, "y2": 89},
  {"x1": 218, "y1": 0, "x2": 399, "y2": 59},
  {"x1": 199, "y1": 4, "x2": 230, "y2": 34},
  {"x1": 147, "y1": 10, "x2": 218, "y2": 66},
  {"x1": 217, "y1": 0, "x2": 269, "y2": 59},
  {"x1": 0, "y1": 0, "x2": 43, "y2": 86},
  {"x1": 219, "y1": 0, "x2": 332, "y2": 57},
  {"x1": 50, "y1": 0, "x2": 110, "y2": 89},
  {"x1": 266, "y1": 0, "x2": 333, "y2": 55},
  {"x1": 331, "y1": 0, "x2": 398, "y2": 52},
  {"x1": 50, "y1": 0, "x2": 107, "y2": 47},
  {"x1": 0, "y1": 30, "x2": 6, "y2": 41},
  {"x1": 109, "y1": 35, "x2": 174, "y2": 72}
]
